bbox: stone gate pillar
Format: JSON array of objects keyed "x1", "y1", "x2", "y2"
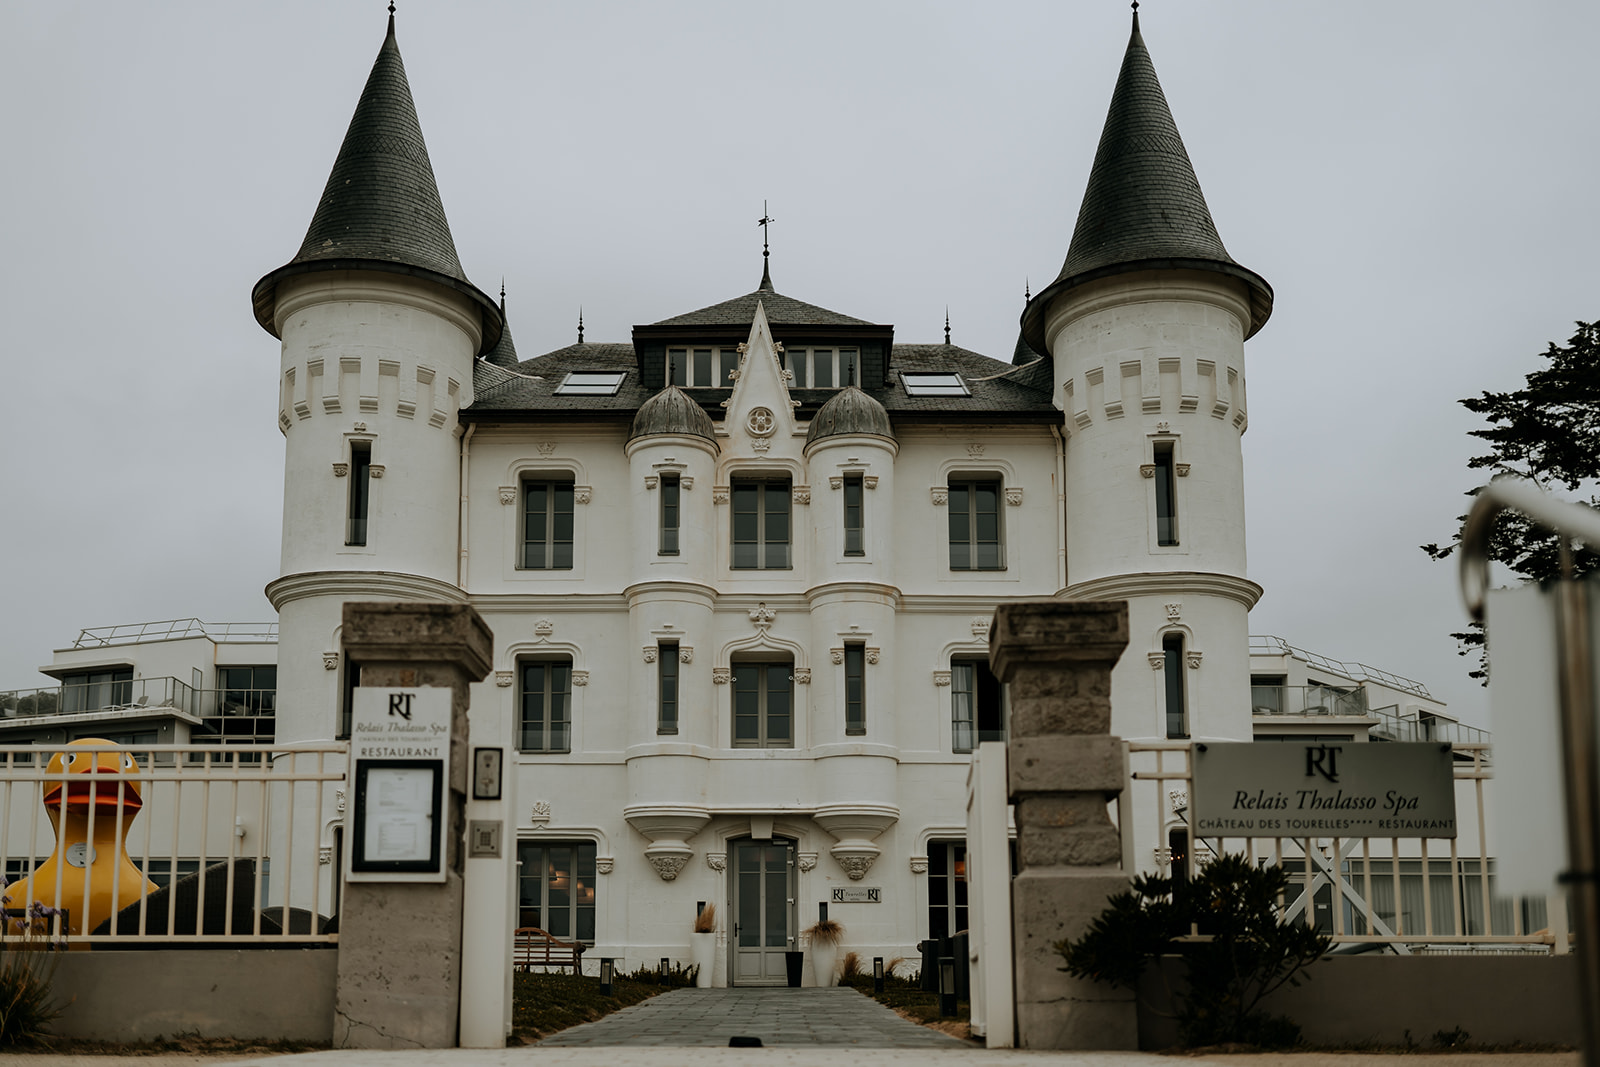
[
  {"x1": 989, "y1": 600, "x2": 1135, "y2": 1049},
  {"x1": 336, "y1": 602, "x2": 493, "y2": 1049}
]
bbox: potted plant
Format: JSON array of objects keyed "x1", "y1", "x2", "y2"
[
  {"x1": 690, "y1": 903, "x2": 716, "y2": 988},
  {"x1": 805, "y1": 917, "x2": 844, "y2": 987}
]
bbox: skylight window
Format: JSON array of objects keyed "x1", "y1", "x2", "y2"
[
  {"x1": 901, "y1": 372, "x2": 969, "y2": 396},
  {"x1": 556, "y1": 372, "x2": 626, "y2": 396}
]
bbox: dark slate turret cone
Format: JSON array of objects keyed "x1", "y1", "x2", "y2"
[
  {"x1": 630, "y1": 384, "x2": 718, "y2": 444},
  {"x1": 252, "y1": 13, "x2": 501, "y2": 353},
  {"x1": 1022, "y1": 11, "x2": 1271, "y2": 352},
  {"x1": 805, "y1": 386, "x2": 894, "y2": 446},
  {"x1": 485, "y1": 295, "x2": 520, "y2": 369}
]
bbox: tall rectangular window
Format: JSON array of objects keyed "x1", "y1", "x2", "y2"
[
  {"x1": 204, "y1": 665, "x2": 276, "y2": 752},
  {"x1": 1154, "y1": 442, "x2": 1178, "y2": 546},
  {"x1": 844, "y1": 643, "x2": 866, "y2": 735},
  {"x1": 952, "y1": 658, "x2": 1004, "y2": 753},
  {"x1": 731, "y1": 478, "x2": 791, "y2": 570},
  {"x1": 520, "y1": 659, "x2": 572, "y2": 753},
  {"x1": 523, "y1": 480, "x2": 575, "y2": 569},
  {"x1": 347, "y1": 442, "x2": 372, "y2": 546},
  {"x1": 61, "y1": 668, "x2": 133, "y2": 713},
  {"x1": 339, "y1": 656, "x2": 360, "y2": 740},
  {"x1": 1163, "y1": 633, "x2": 1187, "y2": 738},
  {"x1": 948, "y1": 479, "x2": 1003, "y2": 570},
  {"x1": 667, "y1": 348, "x2": 738, "y2": 387},
  {"x1": 659, "y1": 474, "x2": 680, "y2": 556},
  {"x1": 732, "y1": 661, "x2": 792, "y2": 748},
  {"x1": 658, "y1": 643, "x2": 679, "y2": 735},
  {"x1": 842, "y1": 473, "x2": 864, "y2": 556},
  {"x1": 927, "y1": 842, "x2": 969, "y2": 940},
  {"x1": 517, "y1": 841, "x2": 596, "y2": 942}
]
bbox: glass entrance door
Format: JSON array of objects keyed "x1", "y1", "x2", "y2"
[{"x1": 730, "y1": 838, "x2": 795, "y2": 985}]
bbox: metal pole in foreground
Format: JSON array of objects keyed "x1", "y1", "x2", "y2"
[{"x1": 1554, "y1": 557, "x2": 1600, "y2": 1067}]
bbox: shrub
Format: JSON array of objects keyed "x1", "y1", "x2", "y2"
[
  {"x1": 805, "y1": 918, "x2": 844, "y2": 947},
  {"x1": 839, "y1": 950, "x2": 862, "y2": 977},
  {"x1": 0, "y1": 902, "x2": 66, "y2": 1046},
  {"x1": 1056, "y1": 853, "x2": 1329, "y2": 1048}
]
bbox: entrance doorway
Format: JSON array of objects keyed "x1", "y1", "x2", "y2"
[{"x1": 729, "y1": 837, "x2": 795, "y2": 986}]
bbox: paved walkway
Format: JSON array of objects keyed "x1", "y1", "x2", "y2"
[{"x1": 535, "y1": 987, "x2": 967, "y2": 1048}]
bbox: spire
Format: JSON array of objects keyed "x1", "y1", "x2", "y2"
[
  {"x1": 484, "y1": 287, "x2": 520, "y2": 368},
  {"x1": 944, "y1": 308, "x2": 951, "y2": 345},
  {"x1": 757, "y1": 202, "x2": 775, "y2": 292},
  {"x1": 578, "y1": 307, "x2": 585, "y2": 344},
  {"x1": 1021, "y1": 10, "x2": 1271, "y2": 351},
  {"x1": 252, "y1": 11, "x2": 501, "y2": 353}
]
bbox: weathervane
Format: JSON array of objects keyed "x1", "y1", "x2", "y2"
[{"x1": 758, "y1": 201, "x2": 774, "y2": 262}]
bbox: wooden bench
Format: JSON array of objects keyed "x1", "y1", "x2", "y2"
[{"x1": 513, "y1": 926, "x2": 586, "y2": 975}]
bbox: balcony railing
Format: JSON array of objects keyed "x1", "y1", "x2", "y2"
[
  {"x1": 1370, "y1": 705, "x2": 1491, "y2": 745},
  {"x1": 1251, "y1": 684, "x2": 1371, "y2": 718},
  {"x1": 1, "y1": 677, "x2": 196, "y2": 721},
  {"x1": 1250, "y1": 635, "x2": 1432, "y2": 698},
  {"x1": 71, "y1": 619, "x2": 278, "y2": 650}
]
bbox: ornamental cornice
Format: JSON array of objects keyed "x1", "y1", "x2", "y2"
[
  {"x1": 1063, "y1": 571, "x2": 1264, "y2": 611},
  {"x1": 266, "y1": 570, "x2": 468, "y2": 611}
]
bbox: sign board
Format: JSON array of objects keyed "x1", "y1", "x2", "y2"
[
  {"x1": 830, "y1": 886, "x2": 882, "y2": 903},
  {"x1": 348, "y1": 688, "x2": 452, "y2": 882},
  {"x1": 1191, "y1": 742, "x2": 1456, "y2": 838}
]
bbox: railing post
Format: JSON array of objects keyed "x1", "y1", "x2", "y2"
[{"x1": 990, "y1": 600, "x2": 1135, "y2": 1049}]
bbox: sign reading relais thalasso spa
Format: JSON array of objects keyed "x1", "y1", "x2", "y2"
[
  {"x1": 348, "y1": 687, "x2": 452, "y2": 883},
  {"x1": 1191, "y1": 742, "x2": 1456, "y2": 838}
]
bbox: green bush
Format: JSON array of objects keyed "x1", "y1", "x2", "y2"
[
  {"x1": 1056, "y1": 853, "x2": 1330, "y2": 1048},
  {"x1": 0, "y1": 903, "x2": 66, "y2": 1046}
]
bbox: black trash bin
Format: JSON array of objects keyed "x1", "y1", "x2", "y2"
[{"x1": 785, "y1": 950, "x2": 804, "y2": 987}]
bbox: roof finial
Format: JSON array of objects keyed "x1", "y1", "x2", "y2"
[
  {"x1": 389, "y1": 1, "x2": 396, "y2": 13},
  {"x1": 1130, "y1": 0, "x2": 1139, "y2": 32},
  {"x1": 1024, "y1": 278, "x2": 1031, "y2": 303},
  {"x1": 944, "y1": 307, "x2": 951, "y2": 345},
  {"x1": 500, "y1": 277, "x2": 506, "y2": 304},
  {"x1": 757, "y1": 200, "x2": 775, "y2": 292},
  {"x1": 578, "y1": 306, "x2": 585, "y2": 345}
]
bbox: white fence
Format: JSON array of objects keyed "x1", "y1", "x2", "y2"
[
  {"x1": 0, "y1": 743, "x2": 344, "y2": 944},
  {"x1": 1125, "y1": 741, "x2": 1564, "y2": 955}
]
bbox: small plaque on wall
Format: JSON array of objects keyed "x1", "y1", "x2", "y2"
[{"x1": 830, "y1": 886, "x2": 882, "y2": 903}]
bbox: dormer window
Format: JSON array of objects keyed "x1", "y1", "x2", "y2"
[
  {"x1": 902, "y1": 372, "x2": 969, "y2": 396},
  {"x1": 785, "y1": 347, "x2": 859, "y2": 388},
  {"x1": 556, "y1": 372, "x2": 625, "y2": 396},
  {"x1": 667, "y1": 348, "x2": 739, "y2": 388}
]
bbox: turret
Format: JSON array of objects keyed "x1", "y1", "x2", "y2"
[
  {"x1": 252, "y1": 12, "x2": 500, "y2": 743},
  {"x1": 1022, "y1": 10, "x2": 1269, "y2": 745}
]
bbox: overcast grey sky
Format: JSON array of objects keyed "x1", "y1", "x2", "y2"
[{"x1": 3, "y1": 2, "x2": 1596, "y2": 726}]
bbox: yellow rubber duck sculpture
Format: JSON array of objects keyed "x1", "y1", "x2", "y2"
[{"x1": 2, "y1": 739, "x2": 158, "y2": 936}]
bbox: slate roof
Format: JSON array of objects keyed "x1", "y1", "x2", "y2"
[
  {"x1": 1021, "y1": 12, "x2": 1271, "y2": 351},
  {"x1": 650, "y1": 265, "x2": 874, "y2": 328},
  {"x1": 252, "y1": 14, "x2": 501, "y2": 353},
  {"x1": 805, "y1": 386, "x2": 895, "y2": 446},
  {"x1": 484, "y1": 296, "x2": 520, "y2": 368},
  {"x1": 630, "y1": 384, "x2": 718, "y2": 443}
]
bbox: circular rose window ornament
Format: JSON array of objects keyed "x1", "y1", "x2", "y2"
[{"x1": 747, "y1": 407, "x2": 776, "y2": 437}]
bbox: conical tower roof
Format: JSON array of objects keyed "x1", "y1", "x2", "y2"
[
  {"x1": 252, "y1": 13, "x2": 501, "y2": 354},
  {"x1": 805, "y1": 385, "x2": 894, "y2": 447},
  {"x1": 484, "y1": 292, "x2": 520, "y2": 369},
  {"x1": 629, "y1": 384, "x2": 718, "y2": 444},
  {"x1": 1022, "y1": 11, "x2": 1271, "y2": 352}
]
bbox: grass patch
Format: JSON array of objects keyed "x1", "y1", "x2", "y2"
[
  {"x1": 840, "y1": 971, "x2": 971, "y2": 1039},
  {"x1": 3, "y1": 1034, "x2": 326, "y2": 1056},
  {"x1": 512, "y1": 969, "x2": 685, "y2": 1044}
]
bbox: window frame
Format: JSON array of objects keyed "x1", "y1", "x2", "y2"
[
  {"x1": 347, "y1": 441, "x2": 372, "y2": 546},
  {"x1": 731, "y1": 660, "x2": 794, "y2": 749},
  {"x1": 517, "y1": 840, "x2": 597, "y2": 943},
  {"x1": 667, "y1": 346, "x2": 740, "y2": 388},
  {"x1": 521, "y1": 477, "x2": 576, "y2": 570},
  {"x1": 518, "y1": 657, "x2": 573, "y2": 754},
  {"x1": 927, "y1": 841, "x2": 969, "y2": 940},
  {"x1": 844, "y1": 643, "x2": 866, "y2": 736},
  {"x1": 730, "y1": 476, "x2": 792, "y2": 571},
  {"x1": 555, "y1": 371, "x2": 626, "y2": 396},
  {"x1": 842, "y1": 473, "x2": 865, "y2": 556},
  {"x1": 947, "y1": 477, "x2": 1005, "y2": 571},
  {"x1": 659, "y1": 473, "x2": 680, "y2": 556},
  {"x1": 1153, "y1": 441, "x2": 1179, "y2": 546},
  {"x1": 951, "y1": 657, "x2": 1005, "y2": 754},
  {"x1": 658, "y1": 643, "x2": 679, "y2": 736},
  {"x1": 784, "y1": 347, "x2": 860, "y2": 388},
  {"x1": 1163, "y1": 633, "x2": 1188, "y2": 739}
]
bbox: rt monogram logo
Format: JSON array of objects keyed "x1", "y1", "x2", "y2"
[
  {"x1": 1305, "y1": 744, "x2": 1342, "y2": 783},
  {"x1": 388, "y1": 693, "x2": 415, "y2": 721}
]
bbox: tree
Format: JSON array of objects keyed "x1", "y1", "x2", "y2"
[{"x1": 1422, "y1": 320, "x2": 1600, "y2": 681}]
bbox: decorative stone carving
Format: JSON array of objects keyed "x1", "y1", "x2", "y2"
[
  {"x1": 319, "y1": 847, "x2": 332, "y2": 866},
  {"x1": 679, "y1": 646, "x2": 693, "y2": 664},
  {"x1": 1147, "y1": 652, "x2": 1167, "y2": 670},
  {"x1": 773, "y1": 341, "x2": 785, "y2": 354},
  {"x1": 596, "y1": 857, "x2": 614, "y2": 875},
  {"x1": 1165, "y1": 603, "x2": 1181, "y2": 620},
  {"x1": 322, "y1": 652, "x2": 339, "y2": 670},
  {"x1": 644, "y1": 475, "x2": 659, "y2": 489},
  {"x1": 573, "y1": 485, "x2": 592, "y2": 504},
  {"x1": 332, "y1": 462, "x2": 349, "y2": 477},
  {"x1": 335, "y1": 789, "x2": 347, "y2": 814},
  {"x1": 971, "y1": 617, "x2": 990, "y2": 637},
  {"x1": 863, "y1": 475, "x2": 878, "y2": 489},
  {"x1": 833, "y1": 851, "x2": 877, "y2": 880},
  {"x1": 1156, "y1": 421, "x2": 1170, "y2": 434},
  {"x1": 1186, "y1": 651, "x2": 1203, "y2": 669},
  {"x1": 930, "y1": 487, "x2": 948, "y2": 505},
  {"x1": 751, "y1": 438, "x2": 772, "y2": 453},
  {"x1": 830, "y1": 648, "x2": 845, "y2": 665},
  {"x1": 1005, "y1": 487, "x2": 1023, "y2": 506},
  {"x1": 828, "y1": 476, "x2": 842, "y2": 490},
  {"x1": 747, "y1": 407, "x2": 776, "y2": 437},
  {"x1": 495, "y1": 670, "x2": 513, "y2": 687},
  {"x1": 792, "y1": 486, "x2": 811, "y2": 505},
  {"x1": 368, "y1": 465, "x2": 385, "y2": 479},
  {"x1": 681, "y1": 476, "x2": 694, "y2": 490},
  {"x1": 498, "y1": 485, "x2": 517, "y2": 505},
  {"x1": 1153, "y1": 846, "x2": 1172, "y2": 868},
  {"x1": 933, "y1": 670, "x2": 952, "y2": 687},
  {"x1": 642, "y1": 646, "x2": 658, "y2": 663},
  {"x1": 712, "y1": 485, "x2": 729, "y2": 504},
  {"x1": 797, "y1": 852, "x2": 818, "y2": 873},
  {"x1": 706, "y1": 852, "x2": 727, "y2": 872},
  {"x1": 530, "y1": 801, "x2": 552, "y2": 824},
  {"x1": 865, "y1": 647, "x2": 880, "y2": 665},
  {"x1": 909, "y1": 856, "x2": 929, "y2": 874},
  {"x1": 534, "y1": 619, "x2": 555, "y2": 638},
  {"x1": 793, "y1": 668, "x2": 812, "y2": 685},
  {"x1": 1175, "y1": 463, "x2": 1191, "y2": 477},
  {"x1": 1169, "y1": 789, "x2": 1189, "y2": 813},
  {"x1": 648, "y1": 853, "x2": 691, "y2": 881},
  {"x1": 537, "y1": 442, "x2": 557, "y2": 457},
  {"x1": 1139, "y1": 464, "x2": 1157, "y2": 478},
  {"x1": 712, "y1": 667, "x2": 731, "y2": 685},
  {"x1": 736, "y1": 342, "x2": 749, "y2": 355},
  {"x1": 966, "y1": 443, "x2": 986, "y2": 458},
  {"x1": 572, "y1": 671, "x2": 589, "y2": 686},
  {"x1": 749, "y1": 603, "x2": 776, "y2": 628}
]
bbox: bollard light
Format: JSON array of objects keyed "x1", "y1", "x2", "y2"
[
  {"x1": 938, "y1": 956, "x2": 956, "y2": 1017},
  {"x1": 873, "y1": 956, "x2": 884, "y2": 994},
  {"x1": 599, "y1": 957, "x2": 614, "y2": 996},
  {"x1": 660, "y1": 956, "x2": 670, "y2": 976}
]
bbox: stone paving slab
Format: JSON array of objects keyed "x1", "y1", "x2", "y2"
[{"x1": 535, "y1": 987, "x2": 968, "y2": 1048}]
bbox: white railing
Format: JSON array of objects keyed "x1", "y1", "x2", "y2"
[
  {"x1": 0, "y1": 743, "x2": 344, "y2": 944},
  {"x1": 71, "y1": 619, "x2": 279, "y2": 649},
  {"x1": 1126, "y1": 741, "x2": 1561, "y2": 955}
]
